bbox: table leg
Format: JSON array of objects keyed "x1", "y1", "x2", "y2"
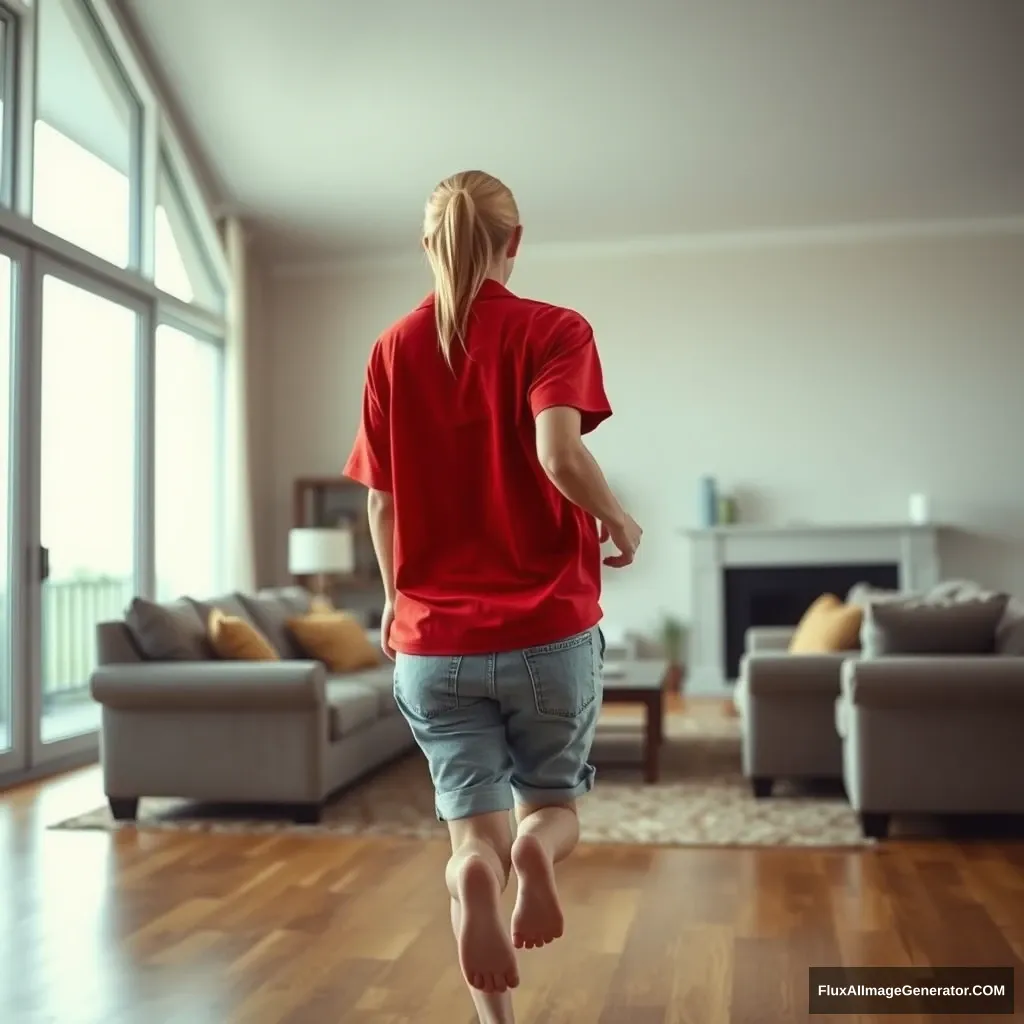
[{"x1": 644, "y1": 692, "x2": 664, "y2": 783}]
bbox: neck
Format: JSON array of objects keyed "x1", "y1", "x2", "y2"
[{"x1": 485, "y1": 260, "x2": 509, "y2": 285}]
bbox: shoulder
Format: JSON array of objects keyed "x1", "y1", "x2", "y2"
[
  {"x1": 369, "y1": 304, "x2": 435, "y2": 369},
  {"x1": 507, "y1": 295, "x2": 595, "y2": 347}
]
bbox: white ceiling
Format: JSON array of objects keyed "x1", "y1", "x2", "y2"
[{"x1": 120, "y1": 0, "x2": 1024, "y2": 261}]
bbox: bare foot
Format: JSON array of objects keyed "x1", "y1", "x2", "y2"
[
  {"x1": 456, "y1": 854, "x2": 520, "y2": 993},
  {"x1": 510, "y1": 833, "x2": 564, "y2": 949}
]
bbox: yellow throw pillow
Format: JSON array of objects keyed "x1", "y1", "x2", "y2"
[
  {"x1": 788, "y1": 593, "x2": 863, "y2": 654},
  {"x1": 287, "y1": 612, "x2": 381, "y2": 672},
  {"x1": 208, "y1": 608, "x2": 280, "y2": 661}
]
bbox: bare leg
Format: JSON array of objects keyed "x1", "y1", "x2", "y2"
[
  {"x1": 446, "y1": 810, "x2": 517, "y2": 1024},
  {"x1": 510, "y1": 802, "x2": 579, "y2": 949}
]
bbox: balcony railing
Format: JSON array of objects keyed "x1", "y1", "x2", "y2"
[{"x1": 43, "y1": 575, "x2": 134, "y2": 700}]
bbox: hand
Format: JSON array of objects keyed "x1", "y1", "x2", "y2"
[
  {"x1": 379, "y1": 601, "x2": 396, "y2": 661},
  {"x1": 602, "y1": 515, "x2": 642, "y2": 568}
]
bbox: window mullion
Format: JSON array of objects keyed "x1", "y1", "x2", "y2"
[
  {"x1": 136, "y1": 98, "x2": 158, "y2": 278},
  {"x1": 12, "y1": 0, "x2": 35, "y2": 219}
]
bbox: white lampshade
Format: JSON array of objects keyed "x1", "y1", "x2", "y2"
[{"x1": 288, "y1": 527, "x2": 355, "y2": 576}]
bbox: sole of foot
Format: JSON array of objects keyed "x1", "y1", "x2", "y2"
[
  {"x1": 510, "y1": 833, "x2": 564, "y2": 950},
  {"x1": 457, "y1": 855, "x2": 520, "y2": 994}
]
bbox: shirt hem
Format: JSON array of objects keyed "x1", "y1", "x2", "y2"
[{"x1": 392, "y1": 609, "x2": 603, "y2": 657}]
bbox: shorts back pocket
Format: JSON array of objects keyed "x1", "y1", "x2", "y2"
[
  {"x1": 523, "y1": 629, "x2": 599, "y2": 718},
  {"x1": 393, "y1": 654, "x2": 461, "y2": 719}
]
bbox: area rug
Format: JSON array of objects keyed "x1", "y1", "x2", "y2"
[{"x1": 51, "y1": 713, "x2": 872, "y2": 848}]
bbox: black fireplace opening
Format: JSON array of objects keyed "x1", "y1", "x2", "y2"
[{"x1": 723, "y1": 562, "x2": 899, "y2": 681}]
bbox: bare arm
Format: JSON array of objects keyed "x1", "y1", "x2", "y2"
[
  {"x1": 367, "y1": 488, "x2": 396, "y2": 604},
  {"x1": 535, "y1": 406, "x2": 626, "y2": 527},
  {"x1": 535, "y1": 406, "x2": 642, "y2": 566}
]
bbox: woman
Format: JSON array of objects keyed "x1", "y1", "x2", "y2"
[{"x1": 344, "y1": 169, "x2": 641, "y2": 1024}]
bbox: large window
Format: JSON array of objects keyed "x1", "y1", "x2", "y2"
[
  {"x1": 154, "y1": 324, "x2": 223, "y2": 601},
  {"x1": 0, "y1": 0, "x2": 231, "y2": 778},
  {"x1": 33, "y1": 0, "x2": 139, "y2": 266}
]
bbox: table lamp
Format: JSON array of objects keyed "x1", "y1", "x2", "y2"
[{"x1": 288, "y1": 527, "x2": 355, "y2": 598}]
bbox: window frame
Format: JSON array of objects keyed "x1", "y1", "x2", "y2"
[{"x1": 0, "y1": 8, "x2": 18, "y2": 207}]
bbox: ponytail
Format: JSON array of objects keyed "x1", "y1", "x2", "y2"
[
  {"x1": 431, "y1": 189, "x2": 494, "y2": 368},
  {"x1": 423, "y1": 171, "x2": 520, "y2": 370}
]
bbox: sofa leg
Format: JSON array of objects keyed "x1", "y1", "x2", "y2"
[
  {"x1": 109, "y1": 797, "x2": 139, "y2": 822},
  {"x1": 751, "y1": 777, "x2": 773, "y2": 799},
  {"x1": 860, "y1": 812, "x2": 890, "y2": 839},
  {"x1": 291, "y1": 802, "x2": 323, "y2": 825}
]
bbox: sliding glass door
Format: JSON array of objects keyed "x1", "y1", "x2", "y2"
[{"x1": 32, "y1": 265, "x2": 145, "y2": 758}]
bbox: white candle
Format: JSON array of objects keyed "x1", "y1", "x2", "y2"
[{"x1": 909, "y1": 493, "x2": 930, "y2": 524}]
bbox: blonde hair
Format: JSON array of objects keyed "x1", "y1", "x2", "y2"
[{"x1": 423, "y1": 170, "x2": 519, "y2": 367}]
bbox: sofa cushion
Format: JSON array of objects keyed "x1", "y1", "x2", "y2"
[
  {"x1": 789, "y1": 594, "x2": 862, "y2": 654},
  {"x1": 266, "y1": 586, "x2": 315, "y2": 615},
  {"x1": 288, "y1": 612, "x2": 381, "y2": 672},
  {"x1": 124, "y1": 597, "x2": 212, "y2": 661},
  {"x1": 189, "y1": 592, "x2": 253, "y2": 628},
  {"x1": 208, "y1": 609, "x2": 279, "y2": 661},
  {"x1": 325, "y1": 680, "x2": 381, "y2": 739},
  {"x1": 238, "y1": 591, "x2": 307, "y2": 659},
  {"x1": 862, "y1": 594, "x2": 1009, "y2": 656},
  {"x1": 331, "y1": 667, "x2": 399, "y2": 717}
]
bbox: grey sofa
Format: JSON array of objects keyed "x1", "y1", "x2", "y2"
[
  {"x1": 736, "y1": 579, "x2": 1024, "y2": 838},
  {"x1": 837, "y1": 585, "x2": 1024, "y2": 838},
  {"x1": 735, "y1": 626, "x2": 846, "y2": 797},
  {"x1": 90, "y1": 586, "x2": 414, "y2": 824}
]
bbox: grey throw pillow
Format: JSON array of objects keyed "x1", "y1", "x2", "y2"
[
  {"x1": 862, "y1": 594, "x2": 1009, "y2": 657},
  {"x1": 187, "y1": 592, "x2": 253, "y2": 633},
  {"x1": 124, "y1": 597, "x2": 212, "y2": 661},
  {"x1": 238, "y1": 591, "x2": 308, "y2": 659},
  {"x1": 266, "y1": 586, "x2": 315, "y2": 616}
]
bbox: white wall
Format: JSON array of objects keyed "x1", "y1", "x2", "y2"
[{"x1": 265, "y1": 227, "x2": 1024, "y2": 640}]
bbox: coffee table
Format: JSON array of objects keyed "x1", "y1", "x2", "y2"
[{"x1": 599, "y1": 661, "x2": 668, "y2": 782}]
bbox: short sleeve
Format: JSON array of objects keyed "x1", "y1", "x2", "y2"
[
  {"x1": 527, "y1": 314, "x2": 612, "y2": 434},
  {"x1": 343, "y1": 341, "x2": 392, "y2": 491}
]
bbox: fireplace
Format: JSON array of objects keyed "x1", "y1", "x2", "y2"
[
  {"x1": 723, "y1": 562, "x2": 899, "y2": 681},
  {"x1": 682, "y1": 523, "x2": 942, "y2": 694}
]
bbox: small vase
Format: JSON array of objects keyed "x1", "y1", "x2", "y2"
[{"x1": 698, "y1": 475, "x2": 718, "y2": 528}]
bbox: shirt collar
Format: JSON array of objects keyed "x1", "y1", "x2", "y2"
[{"x1": 418, "y1": 278, "x2": 514, "y2": 309}]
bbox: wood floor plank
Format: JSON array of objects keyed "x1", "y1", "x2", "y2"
[{"x1": 3, "y1": 711, "x2": 1023, "y2": 1023}]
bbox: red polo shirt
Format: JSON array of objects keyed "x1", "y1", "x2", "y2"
[{"x1": 343, "y1": 279, "x2": 612, "y2": 655}]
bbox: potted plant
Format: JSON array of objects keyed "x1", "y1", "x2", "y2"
[{"x1": 659, "y1": 614, "x2": 686, "y2": 691}]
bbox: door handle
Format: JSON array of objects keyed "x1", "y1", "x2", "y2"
[{"x1": 39, "y1": 545, "x2": 49, "y2": 582}]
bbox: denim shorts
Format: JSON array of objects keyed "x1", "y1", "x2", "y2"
[{"x1": 393, "y1": 625, "x2": 605, "y2": 821}]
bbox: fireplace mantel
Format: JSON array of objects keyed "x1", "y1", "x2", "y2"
[{"x1": 680, "y1": 523, "x2": 943, "y2": 695}]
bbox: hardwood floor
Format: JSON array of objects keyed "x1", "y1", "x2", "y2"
[{"x1": 2, "y1": 705, "x2": 1023, "y2": 1023}]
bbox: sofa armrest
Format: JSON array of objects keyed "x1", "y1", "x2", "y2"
[
  {"x1": 91, "y1": 661, "x2": 327, "y2": 712},
  {"x1": 745, "y1": 627, "x2": 795, "y2": 654},
  {"x1": 841, "y1": 657, "x2": 1024, "y2": 709},
  {"x1": 742, "y1": 652, "x2": 849, "y2": 696}
]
